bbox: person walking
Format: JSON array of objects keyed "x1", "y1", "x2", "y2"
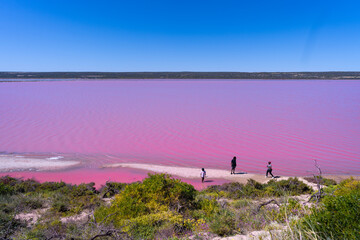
[
  {"x1": 266, "y1": 161, "x2": 274, "y2": 178},
  {"x1": 231, "y1": 156, "x2": 237, "y2": 174},
  {"x1": 200, "y1": 168, "x2": 206, "y2": 183}
]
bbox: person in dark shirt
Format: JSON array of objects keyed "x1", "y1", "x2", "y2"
[
  {"x1": 231, "y1": 156, "x2": 237, "y2": 174},
  {"x1": 266, "y1": 161, "x2": 274, "y2": 178}
]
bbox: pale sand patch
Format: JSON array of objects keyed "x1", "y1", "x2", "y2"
[
  {"x1": 322, "y1": 174, "x2": 360, "y2": 183},
  {"x1": 102, "y1": 163, "x2": 318, "y2": 190},
  {"x1": 103, "y1": 163, "x2": 256, "y2": 180},
  {"x1": 0, "y1": 155, "x2": 80, "y2": 172},
  {"x1": 15, "y1": 208, "x2": 48, "y2": 225}
]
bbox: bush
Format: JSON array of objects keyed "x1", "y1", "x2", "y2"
[
  {"x1": 96, "y1": 174, "x2": 196, "y2": 220},
  {"x1": 192, "y1": 196, "x2": 219, "y2": 220},
  {"x1": 13, "y1": 179, "x2": 41, "y2": 193},
  {"x1": 0, "y1": 211, "x2": 24, "y2": 238},
  {"x1": 265, "y1": 178, "x2": 312, "y2": 196},
  {"x1": 0, "y1": 182, "x2": 14, "y2": 195},
  {"x1": 51, "y1": 194, "x2": 71, "y2": 213},
  {"x1": 231, "y1": 199, "x2": 251, "y2": 209},
  {"x1": 0, "y1": 195, "x2": 25, "y2": 237},
  {"x1": 15, "y1": 194, "x2": 44, "y2": 211},
  {"x1": 37, "y1": 181, "x2": 67, "y2": 192},
  {"x1": 99, "y1": 181, "x2": 128, "y2": 198},
  {"x1": 21, "y1": 218, "x2": 67, "y2": 239},
  {"x1": 267, "y1": 198, "x2": 306, "y2": 223},
  {"x1": 125, "y1": 211, "x2": 184, "y2": 239},
  {"x1": 209, "y1": 209, "x2": 236, "y2": 236},
  {"x1": 304, "y1": 176, "x2": 337, "y2": 187},
  {"x1": 95, "y1": 174, "x2": 197, "y2": 238},
  {"x1": 204, "y1": 178, "x2": 312, "y2": 199},
  {"x1": 300, "y1": 179, "x2": 360, "y2": 239},
  {"x1": 51, "y1": 192, "x2": 102, "y2": 215},
  {"x1": 0, "y1": 176, "x2": 70, "y2": 195},
  {"x1": 333, "y1": 177, "x2": 360, "y2": 196}
]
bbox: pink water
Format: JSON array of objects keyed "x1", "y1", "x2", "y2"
[
  {"x1": 1, "y1": 168, "x2": 225, "y2": 190},
  {"x1": 1, "y1": 80, "x2": 360, "y2": 185}
]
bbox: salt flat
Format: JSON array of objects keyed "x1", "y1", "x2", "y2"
[{"x1": 0, "y1": 155, "x2": 80, "y2": 172}]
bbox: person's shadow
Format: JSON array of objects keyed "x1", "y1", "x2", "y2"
[
  {"x1": 267, "y1": 176, "x2": 281, "y2": 179},
  {"x1": 233, "y1": 172, "x2": 247, "y2": 175},
  {"x1": 204, "y1": 180, "x2": 214, "y2": 183}
]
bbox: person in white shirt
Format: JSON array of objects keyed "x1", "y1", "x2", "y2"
[{"x1": 200, "y1": 168, "x2": 206, "y2": 183}]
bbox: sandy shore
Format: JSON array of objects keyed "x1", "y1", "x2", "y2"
[
  {"x1": 102, "y1": 163, "x2": 320, "y2": 189},
  {"x1": 0, "y1": 155, "x2": 80, "y2": 172}
]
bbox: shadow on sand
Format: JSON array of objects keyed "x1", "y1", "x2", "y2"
[
  {"x1": 233, "y1": 172, "x2": 247, "y2": 175},
  {"x1": 204, "y1": 180, "x2": 214, "y2": 183}
]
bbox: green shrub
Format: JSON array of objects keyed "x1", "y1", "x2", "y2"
[
  {"x1": 96, "y1": 173, "x2": 196, "y2": 221},
  {"x1": 333, "y1": 177, "x2": 360, "y2": 196},
  {"x1": 13, "y1": 179, "x2": 41, "y2": 193},
  {"x1": 51, "y1": 192, "x2": 102, "y2": 215},
  {"x1": 267, "y1": 198, "x2": 306, "y2": 223},
  {"x1": 204, "y1": 178, "x2": 312, "y2": 199},
  {"x1": 304, "y1": 176, "x2": 337, "y2": 187},
  {"x1": 0, "y1": 210, "x2": 24, "y2": 238},
  {"x1": 124, "y1": 211, "x2": 184, "y2": 239},
  {"x1": 0, "y1": 182, "x2": 14, "y2": 195},
  {"x1": 0, "y1": 193, "x2": 43, "y2": 216},
  {"x1": 99, "y1": 181, "x2": 128, "y2": 198},
  {"x1": 37, "y1": 181, "x2": 67, "y2": 192},
  {"x1": 70, "y1": 194, "x2": 103, "y2": 214},
  {"x1": 23, "y1": 218, "x2": 67, "y2": 239},
  {"x1": 265, "y1": 178, "x2": 312, "y2": 196},
  {"x1": 71, "y1": 182, "x2": 98, "y2": 196},
  {"x1": 192, "y1": 196, "x2": 219, "y2": 220},
  {"x1": 95, "y1": 174, "x2": 197, "y2": 238},
  {"x1": 14, "y1": 194, "x2": 44, "y2": 211},
  {"x1": 209, "y1": 209, "x2": 236, "y2": 236},
  {"x1": 0, "y1": 176, "x2": 20, "y2": 186},
  {"x1": 51, "y1": 196, "x2": 71, "y2": 213},
  {"x1": 300, "y1": 179, "x2": 360, "y2": 239},
  {"x1": 0, "y1": 195, "x2": 25, "y2": 238},
  {"x1": 231, "y1": 199, "x2": 251, "y2": 209}
]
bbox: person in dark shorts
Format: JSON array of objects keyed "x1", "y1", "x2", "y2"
[
  {"x1": 200, "y1": 168, "x2": 206, "y2": 183},
  {"x1": 266, "y1": 161, "x2": 274, "y2": 178},
  {"x1": 231, "y1": 156, "x2": 237, "y2": 174}
]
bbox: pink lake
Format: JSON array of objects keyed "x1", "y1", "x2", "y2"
[{"x1": 0, "y1": 80, "x2": 360, "y2": 186}]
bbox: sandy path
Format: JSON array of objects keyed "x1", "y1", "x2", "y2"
[
  {"x1": 103, "y1": 163, "x2": 255, "y2": 180},
  {"x1": 103, "y1": 163, "x2": 319, "y2": 190}
]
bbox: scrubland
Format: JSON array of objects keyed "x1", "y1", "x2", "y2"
[{"x1": 1, "y1": 173, "x2": 359, "y2": 239}]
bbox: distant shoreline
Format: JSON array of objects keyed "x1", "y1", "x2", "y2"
[
  {"x1": 1, "y1": 71, "x2": 360, "y2": 80},
  {"x1": 3, "y1": 79, "x2": 360, "y2": 83}
]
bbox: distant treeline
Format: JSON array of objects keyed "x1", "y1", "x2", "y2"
[{"x1": 1, "y1": 71, "x2": 360, "y2": 80}]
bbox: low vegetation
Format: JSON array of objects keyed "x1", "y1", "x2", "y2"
[
  {"x1": 303, "y1": 176, "x2": 337, "y2": 187},
  {"x1": 0, "y1": 174, "x2": 358, "y2": 239}
]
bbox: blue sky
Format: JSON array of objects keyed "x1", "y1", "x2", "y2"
[{"x1": 0, "y1": 0, "x2": 360, "y2": 71}]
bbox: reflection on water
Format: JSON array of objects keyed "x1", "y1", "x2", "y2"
[{"x1": 1, "y1": 80, "x2": 359, "y2": 176}]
